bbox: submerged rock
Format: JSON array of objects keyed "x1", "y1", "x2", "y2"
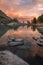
[{"x1": 0, "y1": 50, "x2": 29, "y2": 65}]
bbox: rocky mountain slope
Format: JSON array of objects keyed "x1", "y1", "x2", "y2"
[{"x1": 0, "y1": 10, "x2": 11, "y2": 24}]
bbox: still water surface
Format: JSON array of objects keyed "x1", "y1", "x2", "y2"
[
  {"x1": 5, "y1": 26, "x2": 43, "y2": 59},
  {"x1": 4, "y1": 26, "x2": 41, "y2": 38},
  {"x1": 0, "y1": 26, "x2": 43, "y2": 60},
  {"x1": 0, "y1": 26, "x2": 41, "y2": 46}
]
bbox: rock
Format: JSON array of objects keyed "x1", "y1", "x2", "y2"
[{"x1": 0, "y1": 50, "x2": 29, "y2": 65}]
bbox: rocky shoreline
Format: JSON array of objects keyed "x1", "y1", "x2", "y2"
[
  {"x1": 0, "y1": 42, "x2": 43, "y2": 65},
  {"x1": 0, "y1": 32, "x2": 43, "y2": 65},
  {"x1": 0, "y1": 50, "x2": 29, "y2": 65}
]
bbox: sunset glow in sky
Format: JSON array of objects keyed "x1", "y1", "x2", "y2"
[{"x1": 0, "y1": 0, "x2": 43, "y2": 18}]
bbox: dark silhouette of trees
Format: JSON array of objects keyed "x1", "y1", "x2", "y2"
[
  {"x1": 9, "y1": 18, "x2": 19, "y2": 24},
  {"x1": 12, "y1": 18, "x2": 19, "y2": 22},
  {"x1": 27, "y1": 20, "x2": 30, "y2": 25},
  {"x1": 32, "y1": 17, "x2": 37, "y2": 24},
  {"x1": 37, "y1": 14, "x2": 43, "y2": 23}
]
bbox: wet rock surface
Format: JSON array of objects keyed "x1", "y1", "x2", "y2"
[{"x1": 0, "y1": 50, "x2": 29, "y2": 65}]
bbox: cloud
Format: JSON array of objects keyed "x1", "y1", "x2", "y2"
[{"x1": 0, "y1": 0, "x2": 43, "y2": 18}]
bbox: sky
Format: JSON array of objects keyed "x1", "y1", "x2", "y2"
[{"x1": 0, "y1": 0, "x2": 43, "y2": 19}]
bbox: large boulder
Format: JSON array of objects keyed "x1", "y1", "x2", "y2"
[{"x1": 0, "y1": 50, "x2": 29, "y2": 65}]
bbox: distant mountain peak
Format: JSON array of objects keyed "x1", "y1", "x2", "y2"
[
  {"x1": 0, "y1": 10, "x2": 6, "y2": 16},
  {"x1": 0, "y1": 10, "x2": 11, "y2": 20},
  {"x1": 0, "y1": 10, "x2": 12, "y2": 24}
]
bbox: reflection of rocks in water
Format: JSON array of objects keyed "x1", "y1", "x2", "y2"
[
  {"x1": 27, "y1": 55, "x2": 43, "y2": 65},
  {"x1": 0, "y1": 50, "x2": 29, "y2": 65},
  {"x1": 37, "y1": 25, "x2": 43, "y2": 35},
  {"x1": 0, "y1": 39, "x2": 43, "y2": 65},
  {"x1": 9, "y1": 40, "x2": 39, "y2": 61},
  {"x1": 9, "y1": 45, "x2": 43, "y2": 65}
]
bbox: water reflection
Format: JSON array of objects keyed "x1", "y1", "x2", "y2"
[
  {"x1": 10, "y1": 25, "x2": 20, "y2": 30},
  {"x1": 4, "y1": 26, "x2": 41, "y2": 38},
  {"x1": 31, "y1": 25, "x2": 37, "y2": 31},
  {"x1": 0, "y1": 25, "x2": 43, "y2": 65}
]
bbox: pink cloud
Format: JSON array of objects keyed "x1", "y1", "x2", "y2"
[{"x1": 0, "y1": 0, "x2": 43, "y2": 18}]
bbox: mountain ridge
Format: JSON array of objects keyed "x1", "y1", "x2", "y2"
[
  {"x1": 0, "y1": 10, "x2": 12, "y2": 24},
  {"x1": 0, "y1": 10, "x2": 11, "y2": 20}
]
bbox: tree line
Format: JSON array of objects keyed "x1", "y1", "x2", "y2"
[
  {"x1": 32, "y1": 14, "x2": 43, "y2": 24},
  {"x1": 8, "y1": 14, "x2": 43, "y2": 25},
  {"x1": 0, "y1": 14, "x2": 43, "y2": 25}
]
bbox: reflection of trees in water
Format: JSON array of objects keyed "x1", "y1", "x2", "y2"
[
  {"x1": 31, "y1": 25, "x2": 43, "y2": 35},
  {"x1": 27, "y1": 25, "x2": 30, "y2": 28},
  {"x1": 31, "y1": 25, "x2": 37, "y2": 31},
  {"x1": 13, "y1": 25, "x2": 20, "y2": 30},
  {"x1": 7, "y1": 25, "x2": 20, "y2": 30},
  {"x1": 22, "y1": 24, "x2": 37, "y2": 31},
  {"x1": 0, "y1": 24, "x2": 20, "y2": 37}
]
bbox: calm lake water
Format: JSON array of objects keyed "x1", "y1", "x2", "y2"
[
  {"x1": 4, "y1": 26, "x2": 41, "y2": 38},
  {"x1": 0, "y1": 25, "x2": 42, "y2": 46},
  {"x1": 0, "y1": 25, "x2": 43, "y2": 65}
]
